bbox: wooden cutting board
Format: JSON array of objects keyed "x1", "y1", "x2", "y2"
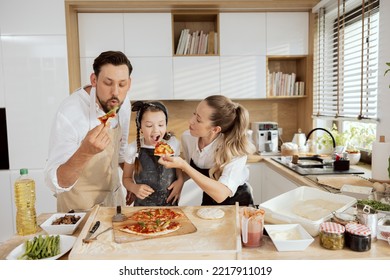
[
  {"x1": 316, "y1": 175, "x2": 373, "y2": 190},
  {"x1": 112, "y1": 207, "x2": 197, "y2": 243}
]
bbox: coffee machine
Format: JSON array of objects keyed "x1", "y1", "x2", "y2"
[{"x1": 251, "y1": 122, "x2": 279, "y2": 154}]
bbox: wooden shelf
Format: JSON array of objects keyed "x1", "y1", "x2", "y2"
[
  {"x1": 172, "y1": 12, "x2": 219, "y2": 56},
  {"x1": 266, "y1": 55, "x2": 308, "y2": 98}
]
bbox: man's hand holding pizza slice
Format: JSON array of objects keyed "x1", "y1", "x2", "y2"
[{"x1": 98, "y1": 106, "x2": 119, "y2": 126}]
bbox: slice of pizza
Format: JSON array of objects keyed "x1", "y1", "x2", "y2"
[
  {"x1": 119, "y1": 220, "x2": 181, "y2": 237},
  {"x1": 98, "y1": 106, "x2": 118, "y2": 125},
  {"x1": 154, "y1": 141, "x2": 174, "y2": 156}
]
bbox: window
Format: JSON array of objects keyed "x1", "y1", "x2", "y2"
[{"x1": 313, "y1": 0, "x2": 379, "y2": 151}]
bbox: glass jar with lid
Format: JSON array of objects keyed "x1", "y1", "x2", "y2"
[
  {"x1": 319, "y1": 222, "x2": 345, "y2": 250},
  {"x1": 345, "y1": 223, "x2": 371, "y2": 252},
  {"x1": 377, "y1": 215, "x2": 390, "y2": 241}
]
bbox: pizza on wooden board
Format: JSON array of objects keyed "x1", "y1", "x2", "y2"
[
  {"x1": 119, "y1": 220, "x2": 181, "y2": 237},
  {"x1": 119, "y1": 208, "x2": 183, "y2": 237},
  {"x1": 154, "y1": 141, "x2": 174, "y2": 156},
  {"x1": 98, "y1": 107, "x2": 118, "y2": 125}
]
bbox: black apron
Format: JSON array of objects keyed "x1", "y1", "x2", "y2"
[
  {"x1": 190, "y1": 159, "x2": 253, "y2": 206},
  {"x1": 133, "y1": 148, "x2": 178, "y2": 206}
]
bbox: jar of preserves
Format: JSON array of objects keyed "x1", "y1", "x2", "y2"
[
  {"x1": 319, "y1": 222, "x2": 345, "y2": 250},
  {"x1": 377, "y1": 215, "x2": 390, "y2": 241},
  {"x1": 345, "y1": 223, "x2": 371, "y2": 252}
]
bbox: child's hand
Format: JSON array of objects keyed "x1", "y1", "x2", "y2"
[
  {"x1": 166, "y1": 180, "x2": 183, "y2": 204},
  {"x1": 133, "y1": 184, "x2": 154, "y2": 200}
]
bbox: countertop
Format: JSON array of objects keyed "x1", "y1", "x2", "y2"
[
  {"x1": 1, "y1": 208, "x2": 389, "y2": 260},
  {"x1": 247, "y1": 153, "x2": 373, "y2": 192}
]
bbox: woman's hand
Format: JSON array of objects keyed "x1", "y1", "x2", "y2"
[{"x1": 158, "y1": 155, "x2": 186, "y2": 169}]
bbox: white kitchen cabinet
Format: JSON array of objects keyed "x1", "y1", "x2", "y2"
[
  {"x1": 76, "y1": 11, "x2": 309, "y2": 100},
  {"x1": 0, "y1": 0, "x2": 66, "y2": 35},
  {"x1": 2, "y1": 35, "x2": 69, "y2": 169},
  {"x1": 220, "y1": 56, "x2": 266, "y2": 99},
  {"x1": 80, "y1": 56, "x2": 175, "y2": 100},
  {"x1": 219, "y1": 13, "x2": 266, "y2": 56},
  {"x1": 124, "y1": 13, "x2": 172, "y2": 57},
  {"x1": 266, "y1": 12, "x2": 309, "y2": 55},
  {"x1": 0, "y1": 171, "x2": 14, "y2": 242},
  {"x1": 261, "y1": 162, "x2": 298, "y2": 202},
  {"x1": 78, "y1": 13, "x2": 125, "y2": 58},
  {"x1": 129, "y1": 57, "x2": 174, "y2": 100},
  {"x1": 173, "y1": 57, "x2": 220, "y2": 100}
]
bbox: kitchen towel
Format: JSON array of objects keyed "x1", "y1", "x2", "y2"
[{"x1": 371, "y1": 140, "x2": 390, "y2": 181}]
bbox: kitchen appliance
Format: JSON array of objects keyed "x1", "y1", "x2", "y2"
[
  {"x1": 292, "y1": 128, "x2": 308, "y2": 152},
  {"x1": 251, "y1": 122, "x2": 279, "y2": 154}
]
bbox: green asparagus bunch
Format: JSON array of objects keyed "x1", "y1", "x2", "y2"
[{"x1": 18, "y1": 235, "x2": 60, "y2": 260}]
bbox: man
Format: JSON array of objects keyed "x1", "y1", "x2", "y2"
[{"x1": 44, "y1": 51, "x2": 133, "y2": 212}]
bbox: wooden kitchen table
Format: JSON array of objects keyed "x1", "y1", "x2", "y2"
[{"x1": 1, "y1": 207, "x2": 389, "y2": 260}]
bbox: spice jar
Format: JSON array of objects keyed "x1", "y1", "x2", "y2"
[
  {"x1": 345, "y1": 223, "x2": 371, "y2": 252},
  {"x1": 319, "y1": 222, "x2": 345, "y2": 250}
]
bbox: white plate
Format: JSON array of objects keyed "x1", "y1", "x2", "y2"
[
  {"x1": 40, "y1": 212, "x2": 86, "y2": 235},
  {"x1": 6, "y1": 235, "x2": 76, "y2": 260}
]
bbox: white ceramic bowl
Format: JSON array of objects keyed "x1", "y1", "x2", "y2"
[
  {"x1": 265, "y1": 224, "x2": 314, "y2": 252},
  {"x1": 40, "y1": 213, "x2": 86, "y2": 235}
]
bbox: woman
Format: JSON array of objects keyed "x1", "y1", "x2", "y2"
[{"x1": 159, "y1": 95, "x2": 256, "y2": 206}]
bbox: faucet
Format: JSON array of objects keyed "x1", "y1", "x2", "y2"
[{"x1": 305, "y1": 128, "x2": 336, "y2": 148}]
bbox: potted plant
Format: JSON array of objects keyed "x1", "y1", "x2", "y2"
[{"x1": 314, "y1": 124, "x2": 375, "y2": 164}]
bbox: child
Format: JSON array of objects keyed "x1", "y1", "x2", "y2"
[{"x1": 123, "y1": 101, "x2": 183, "y2": 206}]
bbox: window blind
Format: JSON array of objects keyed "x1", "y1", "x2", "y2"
[{"x1": 313, "y1": 0, "x2": 379, "y2": 121}]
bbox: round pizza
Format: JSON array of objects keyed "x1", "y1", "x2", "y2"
[
  {"x1": 129, "y1": 208, "x2": 183, "y2": 222},
  {"x1": 120, "y1": 220, "x2": 181, "y2": 237},
  {"x1": 154, "y1": 141, "x2": 174, "y2": 156}
]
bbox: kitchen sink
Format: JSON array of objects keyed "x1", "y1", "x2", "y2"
[{"x1": 272, "y1": 157, "x2": 364, "y2": 176}]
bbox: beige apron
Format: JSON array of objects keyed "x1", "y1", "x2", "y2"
[{"x1": 57, "y1": 87, "x2": 125, "y2": 212}]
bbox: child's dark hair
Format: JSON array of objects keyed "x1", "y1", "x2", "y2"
[{"x1": 131, "y1": 101, "x2": 172, "y2": 174}]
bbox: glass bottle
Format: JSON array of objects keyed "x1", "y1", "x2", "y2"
[{"x1": 14, "y1": 168, "x2": 37, "y2": 235}]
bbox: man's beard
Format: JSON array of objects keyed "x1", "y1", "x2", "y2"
[{"x1": 96, "y1": 94, "x2": 122, "y2": 114}]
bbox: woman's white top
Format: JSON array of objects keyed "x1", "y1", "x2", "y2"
[{"x1": 181, "y1": 130, "x2": 249, "y2": 196}]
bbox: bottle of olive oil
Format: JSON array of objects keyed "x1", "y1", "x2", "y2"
[{"x1": 14, "y1": 168, "x2": 37, "y2": 235}]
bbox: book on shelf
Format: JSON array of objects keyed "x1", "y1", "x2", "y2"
[
  {"x1": 176, "y1": 29, "x2": 190, "y2": 55},
  {"x1": 294, "y1": 81, "x2": 305, "y2": 96},
  {"x1": 197, "y1": 30, "x2": 204, "y2": 54},
  {"x1": 183, "y1": 31, "x2": 191, "y2": 55},
  {"x1": 268, "y1": 71, "x2": 301, "y2": 97},
  {"x1": 176, "y1": 29, "x2": 217, "y2": 55},
  {"x1": 207, "y1": 31, "x2": 215, "y2": 54},
  {"x1": 176, "y1": 29, "x2": 185, "y2": 55},
  {"x1": 189, "y1": 31, "x2": 197, "y2": 55}
]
